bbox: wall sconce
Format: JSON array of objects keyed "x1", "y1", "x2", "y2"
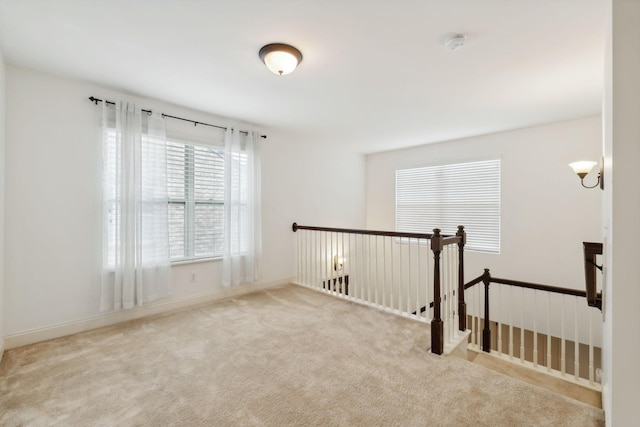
[
  {"x1": 569, "y1": 158, "x2": 604, "y2": 190},
  {"x1": 259, "y1": 43, "x2": 303, "y2": 75},
  {"x1": 333, "y1": 255, "x2": 344, "y2": 271}
]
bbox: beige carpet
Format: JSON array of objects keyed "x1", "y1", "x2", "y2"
[{"x1": 0, "y1": 284, "x2": 604, "y2": 426}]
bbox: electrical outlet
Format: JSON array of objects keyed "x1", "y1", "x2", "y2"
[{"x1": 189, "y1": 273, "x2": 197, "y2": 283}]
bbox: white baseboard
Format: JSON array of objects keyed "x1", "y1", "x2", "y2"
[{"x1": 4, "y1": 277, "x2": 294, "y2": 350}]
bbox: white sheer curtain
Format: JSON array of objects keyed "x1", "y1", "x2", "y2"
[
  {"x1": 101, "y1": 101, "x2": 173, "y2": 311},
  {"x1": 223, "y1": 128, "x2": 262, "y2": 287}
]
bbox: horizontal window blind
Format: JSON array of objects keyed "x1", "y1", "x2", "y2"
[
  {"x1": 167, "y1": 140, "x2": 225, "y2": 261},
  {"x1": 395, "y1": 159, "x2": 501, "y2": 253}
]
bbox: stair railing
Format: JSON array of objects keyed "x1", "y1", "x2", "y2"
[
  {"x1": 292, "y1": 223, "x2": 466, "y2": 355},
  {"x1": 464, "y1": 268, "x2": 602, "y2": 390}
]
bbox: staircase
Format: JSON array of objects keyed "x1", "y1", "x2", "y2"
[{"x1": 468, "y1": 350, "x2": 601, "y2": 408}]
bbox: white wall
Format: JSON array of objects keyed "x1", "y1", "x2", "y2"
[
  {"x1": 0, "y1": 47, "x2": 6, "y2": 358},
  {"x1": 602, "y1": 1, "x2": 640, "y2": 424},
  {"x1": 261, "y1": 129, "x2": 366, "y2": 281},
  {"x1": 366, "y1": 117, "x2": 602, "y2": 289},
  {"x1": 3, "y1": 66, "x2": 365, "y2": 342}
]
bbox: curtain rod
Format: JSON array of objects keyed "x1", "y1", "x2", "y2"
[{"x1": 88, "y1": 96, "x2": 266, "y2": 139}]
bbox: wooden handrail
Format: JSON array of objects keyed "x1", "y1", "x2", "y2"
[
  {"x1": 464, "y1": 275, "x2": 485, "y2": 289},
  {"x1": 465, "y1": 269, "x2": 587, "y2": 298},
  {"x1": 292, "y1": 222, "x2": 458, "y2": 240},
  {"x1": 491, "y1": 277, "x2": 587, "y2": 297}
]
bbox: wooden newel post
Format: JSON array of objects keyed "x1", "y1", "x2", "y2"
[
  {"x1": 431, "y1": 228, "x2": 444, "y2": 355},
  {"x1": 456, "y1": 225, "x2": 466, "y2": 331},
  {"x1": 482, "y1": 268, "x2": 491, "y2": 353}
]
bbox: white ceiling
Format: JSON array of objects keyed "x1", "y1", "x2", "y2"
[{"x1": 0, "y1": 0, "x2": 606, "y2": 154}]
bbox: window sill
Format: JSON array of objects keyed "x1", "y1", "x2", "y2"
[{"x1": 171, "y1": 256, "x2": 221, "y2": 266}]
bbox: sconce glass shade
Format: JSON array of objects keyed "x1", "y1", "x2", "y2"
[
  {"x1": 259, "y1": 43, "x2": 303, "y2": 75},
  {"x1": 569, "y1": 161, "x2": 598, "y2": 178},
  {"x1": 569, "y1": 158, "x2": 603, "y2": 190}
]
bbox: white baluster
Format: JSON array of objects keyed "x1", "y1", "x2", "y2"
[
  {"x1": 449, "y1": 246, "x2": 455, "y2": 333},
  {"x1": 428, "y1": 240, "x2": 432, "y2": 321},
  {"x1": 561, "y1": 295, "x2": 566, "y2": 376},
  {"x1": 332, "y1": 232, "x2": 336, "y2": 285},
  {"x1": 298, "y1": 230, "x2": 302, "y2": 285},
  {"x1": 574, "y1": 296, "x2": 579, "y2": 380},
  {"x1": 307, "y1": 230, "x2": 311, "y2": 286},
  {"x1": 318, "y1": 231, "x2": 322, "y2": 290},
  {"x1": 520, "y1": 288, "x2": 525, "y2": 363},
  {"x1": 445, "y1": 245, "x2": 454, "y2": 343},
  {"x1": 309, "y1": 231, "x2": 313, "y2": 288},
  {"x1": 339, "y1": 231, "x2": 343, "y2": 295},
  {"x1": 383, "y1": 236, "x2": 387, "y2": 308},
  {"x1": 589, "y1": 306, "x2": 594, "y2": 385},
  {"x1": 451, "y1": 246, "x2": 456, "y2": 339},
  {"x1": 352, "y1": 234, "x2": 363, "y2": 300},
  {"x1": 547, "y1": 292, "x2": 552, "y2": 372},
  {"x1": 533, "y1": 290, "x2": 538, "y2": 367},
  {"x1": 346, "y1": 233, "x2": 351, "y2": 295},
  {"x1": 497, "y1": 284, "x2": 502, "y2": 356},
  {"x1": 329, "y1": 232, "x2": 333, "y2": 290},
  {"x1": 367, "y1": 235, "x2": 372, "y2": 303},
  {"x1": 448, "y1": 245, "x2": 454, "y2": 342},
  {"x1": 423, "y1": 239, "x2": 428, "y2": 319},
  {"x1": 470, "y1": 284, "x2": 476, "y2": 349},
  {"x1": 415, "y1": 239, "x2": 420, "y2": 319},
  {"x1": 301, "y1": 230, "x2": 305, "y2": 285},
  {"x1": 509, "y1": 286, "x2": 513, "y2": 359},
  {"x1": 475, "y1": 280, "x2": 480, "y2": 349},
  {"x1": 442, "y1": 244, "x2": 448, "y2": 339},
  {"x1": 407, "y1": 238, "x2": 412, "y2": 316},
  {"x1": 359, "y1": 234, "x2": 364, "y2": 300},
  {"x1": 296, "y1": 230, "x2": 300, "y2": 284},
  {"x1": 399, "y1": 238, "x2": 403, "y2": 313},
  {"x1": 311, "y1": 230, "x2": 314, "y2": 287},
  {"x1": 476, "y1": 282, "x2": 481, "y2": 349},
  {"x1": 375, "y1": 235, "x2": 379, "y2": 306},
  {"x1": 315, "y1": 231, "x2": 319, "y2": 289},
  {"x1": 446, "y1": 244, "x2": 450, "y2": 338},
  {"x1": 390, "y1": 236, "x2": 395, "y2": 312},
  {"x1": 324, "y1": 232, "x2": 328, "y2": 291}
]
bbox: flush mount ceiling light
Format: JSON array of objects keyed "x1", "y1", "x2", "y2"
[{"x1": 259, "y1": 43, "x2": 303, "y2": 75}]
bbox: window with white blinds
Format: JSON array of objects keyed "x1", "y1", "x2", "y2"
[
  {"x1": 395, "y1": 159, "x2": 501, "y2": 253},
  {"x1": 167, "y1": 140, "x2": 225, "y2": 261}
]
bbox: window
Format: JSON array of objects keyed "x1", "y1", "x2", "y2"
[
  {"x1": 167, "y1": 140, "x2": 225, "y2": 262},
  {"x1": 395, "y1": 159, "x2": 501, "y2": 253},
  {"x1": 104, "y1": 125, "x2": 254, "y2": 267}
]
